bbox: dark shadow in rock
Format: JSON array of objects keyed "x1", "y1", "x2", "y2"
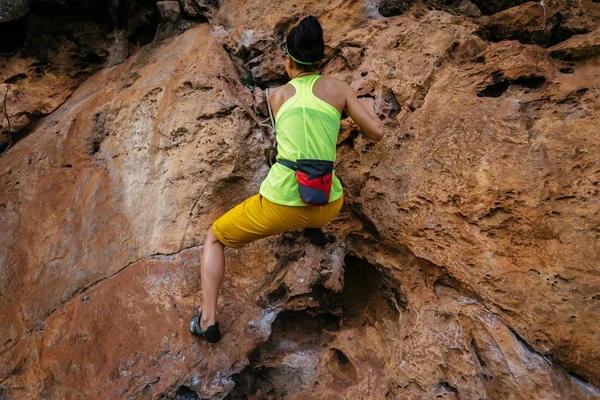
[
  {"x1": 470, "y1": 0, "x2": 533, "y2": 15},
  {"x1": 568, "y1": 371, "x2": 590, "y2": 385},
  {"x1": 509, "y1": 75, "x2": 547, "y2": 89},
  {"x1": 550, "y1": 21, "x2": 593, "y2": 48},
  {"x1": 378, "y1": 0, "x2": 418, "y2": 17},
  {"x1": 379, "y1": 0, "x2": 532, "y2": 17},
  {"x1": 380, "y1": 86, "x2": 401, "y2": 120},
  {"x1": 479, "y1": 11, "x2": 560, "y2": 47},
  {"x1": 266, "y1": 283, "x2": 289, "y2": 305},
  {"x1": 478, "y1": 81, "x2": 511, "y2": 98},
  {"x1": 478, "y1": 76, "x2": 546, "y2": 98},
  {"x1": 87, "y1": 109, "x2": 114, "y2": 156},
  {"x1": 471, "y1": 338, "x2": 488, "y2": 369},
  {"x1": 4, "y1": 74, "x2": 28, "y2": 85},
  {"x1": 309, "y1": 284, "x2": 344, "y2": 316},
  {"x1": 127, "y1": 6, "x2": 161, "y2": 48},
  {"x1": 342, "y1": 255, "x2": 405, "y2": 327},
  {"x1": 327, "y1": 348, "x2": 358, "y2": 385},
  {"x1": 479, "y1": 1, "x2": 600, "y2": 47},
  {"x1": 225, "y1": 310, "x2": 340, "y2": 399},
  {"x1": 0, "y1": 20, "x2": 26, "y2": 57},
  {"x1": 437, "y1": 381, "x2": 458, "y2": 393},
  {"x1": 172, "y1": 385, "x2": 199, "y2": 400}
]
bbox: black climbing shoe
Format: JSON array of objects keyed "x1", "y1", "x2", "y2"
[
  {"x1": 303, "y1": 227, "x2": 334, "y2": 246},
  {"x1": 189, "y1": 312, "x2": 221, "y2": 343}
]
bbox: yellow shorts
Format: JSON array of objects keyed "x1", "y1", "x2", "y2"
[{"x1": 212, "y1": 193, "x2": 344, "y2": 249}]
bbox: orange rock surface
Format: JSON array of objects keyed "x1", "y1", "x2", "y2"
[{"x1": 0, "y1": 1, "x2": 599, "y2": 399}]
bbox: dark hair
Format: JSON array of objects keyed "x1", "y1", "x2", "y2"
[{"x1": 286, "y1": 16, "x2": 324, "y2": 71}]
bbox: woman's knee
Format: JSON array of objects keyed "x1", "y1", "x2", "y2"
[{"x1": 207, "y1": 226, "x2": 224, "y2": 247}]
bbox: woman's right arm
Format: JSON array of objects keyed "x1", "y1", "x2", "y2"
[{"x1": 342, "y1": 83, "x2": 384, "y2": 142}]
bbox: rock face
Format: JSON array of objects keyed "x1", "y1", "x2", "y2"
[
  {"x1": 481, "y1": 0, "x2": 600, "y2": 47},
  {"x1": 0, "y1": 25, "x2": 270, "y2": 399},
  {"x1": 549, "y1": 28, "x2": 600, "y2": 60},
  {"x1": 470, "y1": 0, "x2": 532, "y2": 15},
  {"x1": 1, "y1": 1, "x2": 600, "y2": 399},
  {"x1": 0, "y1": 0, "x2": 28, "y2": 22},
  {"x1": 179, "y1": 0, "x2": 218, "y2": 19},
  {"x1": 378, "y1": 0, "x2": 418, "y2": 16},
  {"x1": 0, "y1": 0, "x2": 160, "y2": 152},
  {"x1": 157, "y1": 1, "x2": 182, "y2": 23},
  {"x1": 377, "y1": 0, "x2": 532, "y2": 17},
  {"x1": 457, "y1": 0, "x2": 481, "y2": 17}
]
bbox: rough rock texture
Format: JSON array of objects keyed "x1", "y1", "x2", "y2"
[
  {"x1": 549, "y1": 28, "x2": 600, "y2": 60},
  {"x1": 377, "y1": 0, "x2": 532, "y2": 17},
  {"x1": 378, "y1": 0, "x2": 418, "y2": 17},
  {"x1": 1, "y1": 1, "x2": 600, "y2": 400},
  {"x1": 0, "y1": 0, "x2": 160, "y2": 152},
  {"x1": 457, "y1": 0, "x2": 481, "y2": 17},
  {"x1": 470, "y1": 0, "x2": 532, "y2": 15},
  {"x1": 179, "y1": 0, "x2": 218, "y2": 19},
  {"x1": 157, "y1": 1, "x2": 182, "y2": 23},
  {"x1": 481, "y1": 0, "x2": 600, "y2": 47},
  {"x1": 212, "y1": 0, "x2": 374, "y2": 85},
  {"x1": 0, "y1": 25, "x2": 271, "y2": 398},
  {"x1": 0, "y1": 0, "x2": 28, "y2": 22},
  {"x1": 331, "y1": 25, "x2": 600, "y2": 393}
]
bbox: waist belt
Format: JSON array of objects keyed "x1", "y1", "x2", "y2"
[{"x1": 277, "y1": 158, "x2": 334, "y2": 207}]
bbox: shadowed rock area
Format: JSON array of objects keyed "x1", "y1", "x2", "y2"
[
  {"x1": 0, "y1": 0, "x2": 599, "y2": 399},
  {"x1": 0, "y1": 0, "x2": 161, "y2": 153}
]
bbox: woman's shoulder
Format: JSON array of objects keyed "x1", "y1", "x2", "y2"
[
  {"x1": 268, "y1": 84, "x2": 296, "y2": 117},
  {"x1": 316, "y1": 76, "x2": 351, "y2": 95},
  {"x1": 270, "y1": 76, "x2": 347, "y2": 95},
  {"x1": 318, "y1": 75, "x2": 346, "y2": 84},
  {"x1": 269, "y1": 83, "x2": 295, "y2": 99},
  {"x1": 313, "y1": 76, "x2": 350, "y2": 112}
]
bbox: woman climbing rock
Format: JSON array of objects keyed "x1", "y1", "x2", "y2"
[{"x1": 190, "y1": 15, "x2": 384, "y2": 343}]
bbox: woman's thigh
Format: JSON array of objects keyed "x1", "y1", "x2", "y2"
[
  {"x1": 211, "y1": 194, "x2": 308, "y2": 248},
  {"x1": 305, "y1": 194, "x2": 344, "y2": 228}
]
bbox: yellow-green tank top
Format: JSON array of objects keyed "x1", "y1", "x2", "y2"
[{"x1": 259, "y1": 75, "x2": 343, "y2": 206}]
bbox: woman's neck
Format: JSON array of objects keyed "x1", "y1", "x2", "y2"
[{"x1": 291, "y1": 70, "x2": 317, "y2": 79}]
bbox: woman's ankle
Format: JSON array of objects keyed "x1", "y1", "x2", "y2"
[{"x1": 201, "y1": 312, "x2": 216, "y2": 329}]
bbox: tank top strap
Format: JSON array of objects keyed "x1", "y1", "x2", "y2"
[
  {"x1": 305, "y1": 74, "x2": 321, "y2": 89},
  {"x1": 289, "y1": 75, "x2": 321, "y2": 99}
]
